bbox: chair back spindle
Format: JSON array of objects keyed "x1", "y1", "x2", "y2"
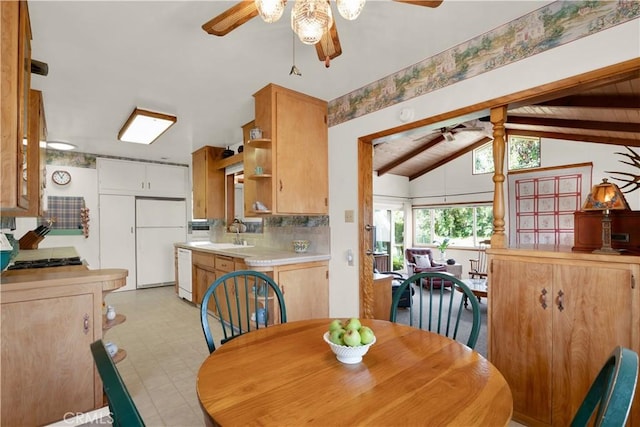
[
  {"x1": 201, "y1": 270, "x2": 287, "y2": 353},
  {"x1": 389, "y1": 272, "x2": 481, "y2": 349}
]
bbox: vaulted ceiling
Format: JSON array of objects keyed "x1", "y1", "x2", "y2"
[{"x1": 373, "y1": 73, "x2": 640, "y2": 180}]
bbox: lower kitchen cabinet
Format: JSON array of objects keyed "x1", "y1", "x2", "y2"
[
  {"x1": 275, "y1": 262, "x2": 329, "y2": 321},
  {"x1": 188, "y1": 248, "x2": 329, "y2": 325},
  {"x1": 0, "y1": 268, "x2": 127, "y2": 426},
  {"x1": 488, "y1": 249, "x2": 639, "y2": 427},
  {"x1": 193, "y1": 251, "x2": 217, "y2": 311}
]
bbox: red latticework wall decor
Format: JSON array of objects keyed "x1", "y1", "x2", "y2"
[{"x1": 508, "y1": 163, "x2": 593, "y2": 247}]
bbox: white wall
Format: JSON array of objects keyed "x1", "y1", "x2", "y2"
[
  {"x1": 14, "y1": 166, "x2": 101, "y2": 268},
  {"x1": 328, "y1": 20, "x2": 640, "y2": 317}
]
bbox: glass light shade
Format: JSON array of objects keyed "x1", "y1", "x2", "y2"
[
  {"x1": 255, "y1": 0, "x2": 285, "y2": 24},
  {"x1": 118, "y1": 108, "x2": 177, "y2": 145},
  {"x1": 291, "y1": 0, "x2": 333, "y2": 45},
  {"x1": 582, "y1": 178, "x2": 630, "y2": 211},
  {"x1": 46, "y1": 141, "x2": 76, "y2": 150},
  {"x1": 336, "y1": 0, "x2": 365, "y2": 20}
]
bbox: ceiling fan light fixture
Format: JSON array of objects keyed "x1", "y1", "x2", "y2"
[
  {"x1": 291, "y1": 0, "x2": 333, "y2": 45},
  {"x1": 336, "y1": 0, "x2": 365, "y2": 20},
  {"x1": 255, "y1": 0, "x2": 286, "y2": 23},
  {"x1": 118, "y1": 108, "x2": 177, "y2": 145}
]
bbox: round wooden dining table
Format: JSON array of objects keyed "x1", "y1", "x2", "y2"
[{"x1": 197, "y1": 318, "x2": 513, "y2": 426}]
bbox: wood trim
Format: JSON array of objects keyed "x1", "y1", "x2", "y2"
[
  {"x1": 359, "y1": 137, "x2": 374, "y2": 319},
  {"x1": 358, "y1": 60, "x2": 640, "y2": 314},
  {"x1": 507, "y1": 161, "x2": 593, "y2": 176}
]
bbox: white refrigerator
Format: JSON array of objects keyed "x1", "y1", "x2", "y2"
[{"x1": 136, "y1": 198, "x2": 187, "y2": 288}]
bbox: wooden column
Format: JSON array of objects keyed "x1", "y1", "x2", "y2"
[
  {"x1": 359, "y1": 138, "x2": 375, "y2": 319},
  {"x1": 490, "y1": 106, "x2": 508, "y2": 249}
]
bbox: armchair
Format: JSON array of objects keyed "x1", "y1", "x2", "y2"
[{"x1": 404, "y1": 248, "x2": 452, "y2": 289}]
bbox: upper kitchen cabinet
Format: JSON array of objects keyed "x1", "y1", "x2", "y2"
[
  {"x1": 192, "y1": 146, "x2": 225, "y2": 220},
  {"x1": 1, "y1": 1, "x2": 37, "y2": 214},
  {"x1": 97, "y1": 158, "x2": 188, "y2": 198},
  {"x1": 244, "y1": 84, "x2": 328, "y2": 217}
]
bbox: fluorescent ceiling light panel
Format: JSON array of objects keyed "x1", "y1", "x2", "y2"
[
  {"x1": 47, "y1": 141, "x2": 76, "y2": 150},
  {"x1": 118, "y1": 108, "x2": 177, "y2": 144}
]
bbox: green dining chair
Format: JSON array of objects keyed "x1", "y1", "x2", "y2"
[
  {"x1": 90, "y1": 340, "x2": 145, "y2": 427},
  {"x1": 571, "y1": 346, "x2": 639, "y2": 427},
  {"x1": 389, "y1": 272, "x2": 481, "y2": 349},
  {"x1": 200, "y1": 270, "x2": 287, "y2": 353}
]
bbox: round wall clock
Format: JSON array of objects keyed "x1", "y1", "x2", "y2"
[{"x1": 52, "y1": 170, "x2": 71, "y2": 185}]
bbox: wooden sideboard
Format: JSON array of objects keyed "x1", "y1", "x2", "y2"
[
  {"x1": 573, "y1": 210, "x2": 640, "y2": 254},
  {"x1": 1, "y1": 266, "x2": 127, "y2": 426},
  {"x1": 487, "y1": 247, "x2": 639, "y2": 426}
]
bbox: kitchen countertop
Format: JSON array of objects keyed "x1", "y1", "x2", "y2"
[
  {"x1": 175, "y1": 242, "x2": 330, "y2": 267},
  {"x1": 14, "y1": 246, "x2": 79, "y2": 261}
]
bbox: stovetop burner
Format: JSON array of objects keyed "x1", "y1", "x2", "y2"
[{"x1": 7, "y1": 256, "x2": 83, "y2": 270}]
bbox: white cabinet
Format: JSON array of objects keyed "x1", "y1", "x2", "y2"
[
  {"x1": 99, "y1": 194, "x2": 136, "y2": 291},
  {"x1": 97, "y1": 158, "x2": 187, "y2": 197}
]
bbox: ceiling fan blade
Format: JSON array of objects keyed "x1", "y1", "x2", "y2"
[
  {"x1": 202, "y1": 1, "x2": 259, "y2": 36},
  {"x1": 315, "y1": 19, "x2": 342, "y2": 62},
  {"x1": 393, "y1": 0, "x2": 444, "y2": 8}
]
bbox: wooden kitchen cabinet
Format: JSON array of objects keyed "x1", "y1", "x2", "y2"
[
  {"x1": 488, "y1": 249, "x2": 640, "y2": 426},
  {"x1": 189, "y1": 247, "x2": 329, "y2": 325},
  {"x1": 0, "y1": 267, "x2": 127, "y2": 426},
  {"x1": 1, "y1": 1, "x2": 44, "y2": 215},
  {"x1": 244, "y1": 84, "x2": 328, "y2": 216},
  {"x1": 193, "y1": 251, "x2": 217, "y2": 310},
  {"x1": 192, "y1": 146, "x2": 225, "y2": 219},
  {"x1": 274, "y1": 261, "x2": 329, "y2": 321}
]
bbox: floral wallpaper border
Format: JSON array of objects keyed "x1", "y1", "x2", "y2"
[
  {"x1": 46, "y1": 149, "x2": 188, "y2": 169},
  {"x1": 327, "y1": 0, "x2": 640, "y2": 127}
]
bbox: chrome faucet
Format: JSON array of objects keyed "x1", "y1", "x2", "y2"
[{"x1": 234, "y1": 228, "x2": 242, "y2": 245}]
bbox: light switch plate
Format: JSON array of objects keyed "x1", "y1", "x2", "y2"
[{"x1": 344, "y1": 210, "x2": 354, "y2": 223}]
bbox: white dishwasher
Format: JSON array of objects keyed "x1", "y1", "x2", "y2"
[{"x1": 177, "y1": 248, "x2": 193, "y2": 302}]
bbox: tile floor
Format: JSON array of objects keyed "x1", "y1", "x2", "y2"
[
  {"x1": 105, "y1": 285, "x2": 526, "y2": 427},
  {"x1": 104, "y1": 285, "x2": 219, "y2": 426}
]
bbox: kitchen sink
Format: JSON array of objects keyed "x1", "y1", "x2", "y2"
[{"x1": 189, "y1": 242, "x2": 254, "y2": 250}]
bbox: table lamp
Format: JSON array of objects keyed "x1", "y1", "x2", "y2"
[{"x1": 582, "y1": 178, "x2": 630, "y2": 254}]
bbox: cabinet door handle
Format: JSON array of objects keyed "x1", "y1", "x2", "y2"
[
  {"x1": 556, "y1": 290, "x2": 564, "y2": 312},
  {"x1": 83, "y1": 314, "x2": 90, "y2": 334},
  {"x1": 279, "y1": 180, "x2": 283, "y2": 192},
  {"x1": 280, "y1": 285, "x2": 285, "y2": 295},
  {"x1": 539, "y1": 288, "x2": 548, "y2": 309}
]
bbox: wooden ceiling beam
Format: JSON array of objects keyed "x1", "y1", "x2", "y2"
[
  {"x1": 506, "y1": 116, "x2": 640, "y2": 133},
  {"x1": 377, "y1": 134, "x2": 445, "y2": 176},
  {"x1": 408, "y1": 136, "x2": 492, "y2": 181},
  {"x1": 506, "y1": 129, "x2": 640, "y2": 147}
]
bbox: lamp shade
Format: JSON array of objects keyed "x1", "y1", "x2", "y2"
[{"x1": 582, "y1": 178, "x2": 629, "y2": 211}]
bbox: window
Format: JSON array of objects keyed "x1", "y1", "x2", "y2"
[
  {"x1": 508, "y1": 135, "x2": 541, "y2": 170},
  {"x1": 413, "y1": 205, "x2": 493, "y2": 248},
  {"x1": 472, "y1": 135, "x2": 541, "y2": 174}
]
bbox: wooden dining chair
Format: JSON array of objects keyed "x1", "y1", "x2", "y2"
[
  {"x1": 200, "y1": 270, "x2": 287, "y2": 353},
  {"x1": 571, "y1": 346, "x2": 639, "y2": 427},
  {"x1": 469, "y1": 239, "x2": 490, "y2": 280},
  {"x1": 90, "y1": 340, "x2": 145, "y2": 427},
  {"x1": 389, "y1": 272, "x2": 481, "y2": 349}
]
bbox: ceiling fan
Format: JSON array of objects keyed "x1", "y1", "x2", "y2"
[
  {"x1": 435, "y1": 123, "x2": 485, "y2": 141},
  {"x1": 201, "y1": 0, "x2": 443, "y2": 66}
]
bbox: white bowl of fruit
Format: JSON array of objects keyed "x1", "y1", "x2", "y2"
[{"x1": 323, "y1": 318, "x2": 376, "y2": 364}]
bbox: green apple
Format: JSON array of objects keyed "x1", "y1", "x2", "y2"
[
  {"x1": 359, "y1": 326, "x2": 375, "y2": 345},
  {"x1": 344, "y1": 318, "x2": 362, "y2": 331},
  {"x1": 343, "y1": 329, "x2": 361, "y2": 346},
  {"x1": 329, "y1": 328, "x2": 345, "y2": 345},
  {"x1": 328, "y1": 319, "x2": 344, "y2": 332}
]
